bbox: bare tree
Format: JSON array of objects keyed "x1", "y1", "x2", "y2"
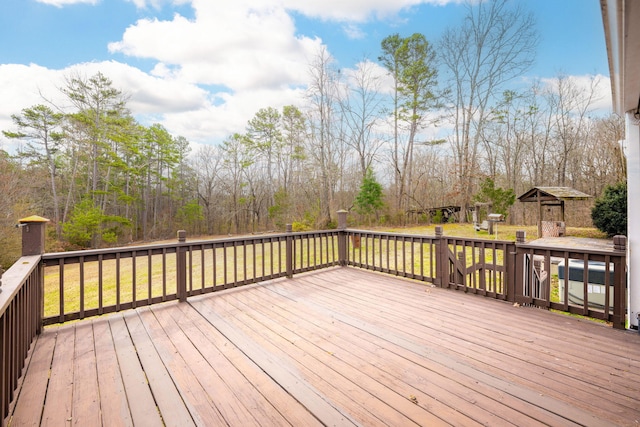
[
  {"x1": 339, "y1": 58, "x2": 385, "y2": 180},
  {"x1": 520, "y1": 80, "x2": 554, "y2": 188},
  {"x1": 439, "y1": 0, "x2": 538, "y2": 221},
  {"x1": 481, "y1": 90, "x2": 529, "y2": 194},
  {"x1": 192, "y1": 145, "x2": 222, "y2": 235},
  {"x1": 306, "y1": 46, "x2": 341, "y2": 226},
  {"x1": 577, "y1": 114, "x2": 625, "y2": 196},
  {"x1": 544, "y1": 74, "x2": 602, "y2": 186}
]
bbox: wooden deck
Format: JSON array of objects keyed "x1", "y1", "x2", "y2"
[{"x1": 5, "y1": 267, "x2": 640, "y2": 426}]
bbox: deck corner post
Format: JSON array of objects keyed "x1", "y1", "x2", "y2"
[
  {"x1": 18, "y1": 215, "x2": 49, "y2": 334},
  {"x1": 286, "y1": 224, "x2": 293, "y2": 278},
  {"x1": 19, "y1": 215, "x2": 49, "y2": 257},
  {"x1": 177, "y1": 230, "x2": 187, "y2": 302},
  {"x1": 612, "y1": 237, "x2": 627, "y2": 329},
  {"x1": 337, "y1": 210, "x2": 348, "y2": 266}
]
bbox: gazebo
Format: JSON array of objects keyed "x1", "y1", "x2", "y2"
[{"x1": 517, "y1": 186, "x2": 592, "y2": 237}]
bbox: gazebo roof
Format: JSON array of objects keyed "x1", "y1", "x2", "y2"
[{"x1": 517, "y1": 187, "x2": 592, "y2": 203}]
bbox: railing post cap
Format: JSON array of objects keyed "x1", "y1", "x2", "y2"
[
  {"x1": 337, "y1": 209, "x2": 348, "y2": 213},
  {"x1": 18, "y1": 215, "x2": 50, "y2": 224},
  {"x1": 435, "y1": 226, "x2": 443, "y2": 237},
  {"x1": 286, "y1": 224, "x2": 292, "y2": 233},
  {"x1": 177, "y1": 230, "x2": 187, "y2": 242}
]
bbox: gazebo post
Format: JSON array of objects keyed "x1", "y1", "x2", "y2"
[{"x1": 537, "y1": 188, "x2": 542, "y2": 238}]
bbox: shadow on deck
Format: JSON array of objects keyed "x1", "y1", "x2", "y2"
[{"x1": 6, "y1": 268, "x2": 640, "y2": 426}]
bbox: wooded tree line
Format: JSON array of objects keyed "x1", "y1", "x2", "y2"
[{"x1": 0, "y1": 0, "x2": 625, "y2": 265}]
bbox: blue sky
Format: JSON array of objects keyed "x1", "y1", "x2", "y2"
[{"x1": 0, "y1": 0, "x2": 611, "y2": 149}]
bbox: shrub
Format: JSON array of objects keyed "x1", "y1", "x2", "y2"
[
  {"x1": 591, "y1": 182, "x2": 627, "y2": 237},
  {"x1": 63, "y1": 199, "x2": 131, "y2": 248},
  {"x1": 432, "y1": 209, "x2": 444, "y2": 224},
  {"x1": 291, "y1": 220, "x2": 312, "y2": 232}
]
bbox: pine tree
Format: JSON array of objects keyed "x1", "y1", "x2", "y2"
[{"x1": 354, "y1": 168, "x2": 384, "y2": 224}]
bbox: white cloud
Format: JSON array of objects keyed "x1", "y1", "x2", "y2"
[
  {"x1": 35, "y1": 0, "x2": 99, "y2": 6},
  {"x1": 279, "y1": 0, "x2": 463, "y2": 21},
  {"x1": 108, "y1": 3, "x2": 323, "y2": 92},
  {"x1": 125, "y1": 0, "x2": 190, "y2": 9},
  {"x1": 158, "y1": 87, "x2": 306, "y2": 144},
  {"x1": 343, "y1": 24, "x2": 366, "y2": 40},
  {"x1": 0, "y1": 64, "x2": 63, "y2": 151}
]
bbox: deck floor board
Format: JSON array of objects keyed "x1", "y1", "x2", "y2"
[
  {"x1": 6, "y1": 267, "x2": 640, "y2": 426},
  {"x1": 286, "y1": 271, "x2": 638, "y2": 421}
]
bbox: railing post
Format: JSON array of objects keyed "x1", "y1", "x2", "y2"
[
  {"x1": 19, "y1": 215, "x2": 49, "y2": 257},
  {"x1": 434, "y1": 226, "x2": 448, "y2": 288},
  {"x1": 504, "y1": 231, "x2": 525, "y2": 303},
  {"x1": 337, "y1": 210, "x2": 348, "y2": 266},
  {"x1": 612, "y1": 235, "x2": 626, "y2": 329},
  {"x1": 177, "y1": 230, "x2": 187, "y2": 302},
  {"x1": 513, "y1": 230, "x2": 526, "y2": 304},
  {"x1": 18, "y1": 215, "x2": 49, "y2": 334},
  {"x1": 286, "y1": 224, "x2": 293, "y2": 278}
]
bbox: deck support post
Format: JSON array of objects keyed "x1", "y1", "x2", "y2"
[
  {"x1": 177, "y1": 230, "x2": 187, "y2": 302},
  {"x1": 286, "y1": 224, "x2": 293, "y2": 278},
  {"x1": 337, "y1": 210, "x2": 348, "y2": 266}
]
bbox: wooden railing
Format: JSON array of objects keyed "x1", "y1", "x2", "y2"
[
  {"x1": 41, "y1": 229, "x2": 341, "y2": 324},
  {"x1": 35, "y1": 226, "x2": 631, "y2": 328},
  {"x1": 344, "y1": 230, "x2": 439, "y2": 282},
  {"x1": 515, "y1": 236, "x2": 627, "y2": 329},
  {"x1": 0, "y1": 214, "x2": 629, "y2": 424},
  {"x1": 0, "y1": 256, "x2": 42, "y2": 423},
  {"x1": 438, "y1": 234, "x2": 516, "y2": 301},
  {"x1": 342, "y1": 227, "x2": 626, "y2": 328}
]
